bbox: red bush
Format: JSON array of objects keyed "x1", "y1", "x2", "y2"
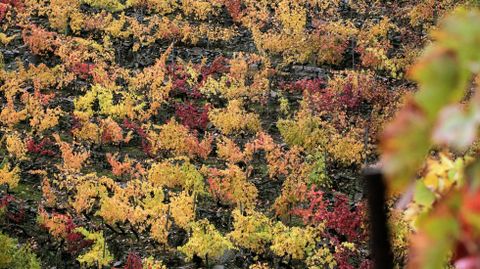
[
  {"x1": 124, "y1": 252, "x2": 143, "y2": 269},
  {"x1": 167, "y1": 63, "x2": 203, "y2": 99},
  {"x1": 200, "y1": 56, "x2": 229, "y2": 82},
  {"x1": 224, "y1": 0, "x2": 243, "y2": 22},
  {"x1": 123, "y1": 119, "x2": 152, "y2": 155},
  {"x1": 0, "y1": 3, "x2": 9, "y2": 21},
  {"x1": 282, "y1": 77, "x2": 371, "y2": 113},
  {"x1": 175, "y1": 103, "x2": 210, "y2": 130},
  {"x1": 281, "y1": 78, "x2": 324, "y2": 94},
  {"x1": 0, "y1": 194, "x2": 25, "y2": 223},
  {"x1": 293, "y1": 187, "x2": 370, "y2": 268},
  {"x1": 0, "y1": 0, "x2": 25, "y2": 22},
  {"x1": 64, "y1": 217, "x2": 93, "y2": 254},
  {"x1": 0, "y1": 0, "x2": 23, "y2": 10},
  {"x1": 26, "y1": 138, "x2": 56, "y2": 156},
  {"x1": 71, "y1": 62, "x2": 95, "y2": 79},
  {"x1": 293, "y1": 187, "x2": 366, "y2": 241},
  {"x1": 311, "y1": 82, "x2": 361, "y2": 112}
]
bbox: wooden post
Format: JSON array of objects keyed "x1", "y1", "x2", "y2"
[{"x1": 363, "y1": 168, "x2": 393, "y2": 269}]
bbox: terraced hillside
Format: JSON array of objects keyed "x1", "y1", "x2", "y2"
[{"x1": 0, "y1": 1, "x2": 477, "y2": 268}]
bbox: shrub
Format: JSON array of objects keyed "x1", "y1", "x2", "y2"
[
  {"x1": 81, "y1": 0, "x2": 125, "y2": 12},
  {"x1": 178, "y1": 219, "x2": 234, "y2": 263},
  {"x1": 228, "y1": 209, "x2": 273, "y2": 253},
  {"x1": 0, "y1": 232, "x2": 41, "y2": 269},
  {"x1": 209, "y1": 100, "x2": 261, "y2": 135}
]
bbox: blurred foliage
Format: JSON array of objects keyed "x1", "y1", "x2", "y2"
[{"x1": 381, "y1": 8, "x2": 480, "y2": 269}]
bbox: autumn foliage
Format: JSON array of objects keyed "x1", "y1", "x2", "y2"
[{"x1": 1, "y1": 0, "x2": 477, "y2": 268}]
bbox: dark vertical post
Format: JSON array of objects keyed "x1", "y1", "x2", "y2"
[{"x1": 364, "y1": 168, "x2": 394, "y2": 269}]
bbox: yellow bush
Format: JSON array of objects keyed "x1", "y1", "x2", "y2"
[
  {"x1": 147, "y1": 160, "x2": 206, "y2": 194},
  {"x1": 148, "y1": 119, "x2": 212, "y2": 158},
  {"x1": 82, "y1": 0, "x2": 125, "y2": 12},
  {"x1": 178, "y1": 219, "x2": 234, "y2": 262},
  {"x1": 275, "y1": 0, "x2": 307, "y2": 34},
  {"x1": 5, "y1": 132, "x2": 27, "y2": 160},
  {"x1": 209, "y1": 100, "x2": 261, "y2": 135},
  {"x1": 75, "y1": 228, "x2": 113, "y2": 268},
  {"x1": 72, "y1": 121, "x2": 101, "y2": 143},
  {"x1": 228, "y1": 209, "x2": 273, "y2": 253},
  {"x1": 0, "y1": 162, "x2": 20, "y2": 189},
  {"x1": 270, "y1": 222, "x2": 316, "y2": 260},
  {"x1": 181, "y1": 0, "x2": 222, "y2": 20},
  {"x1": 48, "y1": 0, "x2": 80, "y2": 30},
  {"x1": 326, "y1": 132, "x2": 364, "y2": 165},
  {"x1": 277, "y1": 108, "x2": 330, "y2": 152},
  {"x1": 170, "y1": 191, "x2": 195, "y2": 229},
  {"x1": 207, "y1": 164, "x2": 258, "y2": 210}
]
